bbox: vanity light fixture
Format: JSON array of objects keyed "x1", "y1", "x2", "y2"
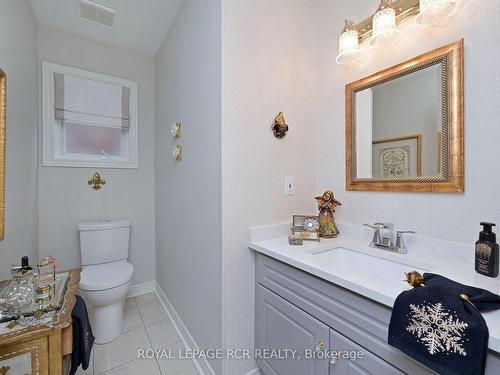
[
  {"x1": 336, "y1": 20, "x2": 361, "y2": 64},
  {"x1": 416, "y1": 0, "x2": 457, "y2": 26},
  {"x1": 370, "y1": 0, "x2": 400, "y2": 48},
  {"x1": 336, "y1": 0, "x2": 460, "y2": 65}
]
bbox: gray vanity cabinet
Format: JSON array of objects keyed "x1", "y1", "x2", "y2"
[
  {"x1": 256, "y1": 284, "x2": 404, "y2": 375},
  {"x1": 255, "y1": 284, "x2": 330, "y2": 375},
  {"x1": 329, "y1": 330, "x2": 404, "y2": 375},
  {"x1": 255, "y1": 253, "x2": 500, "y2": 375}
]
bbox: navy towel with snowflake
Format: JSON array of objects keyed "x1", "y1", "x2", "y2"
[{"x1": 388, "y1": 273, "x2": 500, "y2": 375}]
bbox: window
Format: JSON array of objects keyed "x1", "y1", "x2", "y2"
[{"x1": 42, "y1": 62, "x2": 138, "y2": 168}]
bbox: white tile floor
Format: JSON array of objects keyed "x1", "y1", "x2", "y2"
[{"x1": 76, "y1": 293, "x2": 200, "y2": 375}]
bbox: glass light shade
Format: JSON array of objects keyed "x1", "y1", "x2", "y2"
[
  {"x1": 336, "y1": 28, "x2": 361, "y2": 64},
  {"x1": 417, "y1": 0, "x2": 457, "y2": 26},
  {"x1": 370, "y1": 2, "x2": 400, "y2": 48}
]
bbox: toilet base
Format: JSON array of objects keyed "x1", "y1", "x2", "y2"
[{"x1": 90, "y1": 301, "x2": 124, "y2": 344}]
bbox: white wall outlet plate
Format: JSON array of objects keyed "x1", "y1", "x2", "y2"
[{"x1": 285, "y1": 176, "x2": 295, "y2": 196}]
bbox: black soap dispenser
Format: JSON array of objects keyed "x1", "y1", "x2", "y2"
[{"x1": 475, "y1": 222, "x2": 499, "y2": 278}]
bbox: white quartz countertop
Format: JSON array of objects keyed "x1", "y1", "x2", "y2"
[{"x1": 249, "y1": 233, "x2": 500, "y2": 354}]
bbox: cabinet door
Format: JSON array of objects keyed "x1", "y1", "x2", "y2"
[
  {"x1": 329, "y1": 329, "x2": 405, "y2": 375},
  {"x1": 0, "y1": 337, "x2": 50, "y2": 375},
  {"x1": 256, "y1": 285, "x2": 330, "y2": 375}
]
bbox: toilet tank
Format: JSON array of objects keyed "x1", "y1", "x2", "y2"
[{"x1": 79, "y1": 220, "x2": 130, "y2": 266}]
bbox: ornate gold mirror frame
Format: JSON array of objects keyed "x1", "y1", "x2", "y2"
[
  {"x1": 0, "y1": 70, "x2": 5, "y2": 239},
  {"x1": 346, "y1": 40, "x2": 464, "y2": 192}
]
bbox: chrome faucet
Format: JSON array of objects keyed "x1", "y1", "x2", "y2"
[{"x1": 363, "y1": 223, "x2": 415, "y2": 254}]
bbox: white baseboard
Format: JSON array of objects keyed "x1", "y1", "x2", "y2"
[
  {"x1": 126, "y1": 281, "x2": 155, "y2": 298},
  {"x1": 155, "y1": 282, "x2": 216, "y2": 375},
  {"x1": 243, "y1": 368, "x2": 260, "y2": 375}
]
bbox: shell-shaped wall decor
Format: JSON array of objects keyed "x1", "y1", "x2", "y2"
[
  {"x1": 171, "y1": 123, "x2": 181, "y2": 138},
  {"x1": 173, "y1": 145, "x2": 183, "y2": 161}
]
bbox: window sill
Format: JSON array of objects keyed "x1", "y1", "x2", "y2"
[{"x1": 42, "y1": 158, "x2": 138, "y2": 169}]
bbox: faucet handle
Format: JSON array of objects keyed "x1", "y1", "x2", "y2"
[
  {"x1": 364, "y1": 223, "x2": 384, "y2": 245},
  {"x1": 364, "y1": 223, "x2": 386, "y2": 230},
  {"x1": 395, "y1": 231, "x2": 416, "y2": 254}
]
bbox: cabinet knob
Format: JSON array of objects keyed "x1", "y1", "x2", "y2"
[{"x1": 315, "y1": 340, "x2": 325, "y2": 351}]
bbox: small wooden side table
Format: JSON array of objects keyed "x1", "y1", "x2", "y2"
[{"x1": 0, "y1": 269, "x2": 81, "y2": 375}]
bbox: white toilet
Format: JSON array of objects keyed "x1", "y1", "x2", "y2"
[{"x1": 78, "y1": 220, "x2": 134, "y2": 344}]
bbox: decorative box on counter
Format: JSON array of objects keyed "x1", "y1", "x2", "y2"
[
  {"x1": 289, "y1": 227, "x2": 304, "y2": 246},
  {"x1": 292, "y1": 215, "x2": 320, "y2": 241}
]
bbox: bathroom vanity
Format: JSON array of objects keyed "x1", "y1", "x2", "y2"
[
  {"x1": 250, "y1": 226, "x2": 500, "y2": 375},
  {"x1": 0, "y1": 269, "x2": 80, "y2": 375}
]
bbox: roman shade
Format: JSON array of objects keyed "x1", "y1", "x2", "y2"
[{"x1": 54, "y1": 73, "x2": 130, "y2": 129}]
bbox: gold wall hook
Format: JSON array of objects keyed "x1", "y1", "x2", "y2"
[{"x1": 88, "y1": 172, "x2": 106, "y2": 190}]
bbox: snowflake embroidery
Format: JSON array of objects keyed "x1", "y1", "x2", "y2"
[{"x1": 406, "y1": 302, "x2": 468, "y2": 356}]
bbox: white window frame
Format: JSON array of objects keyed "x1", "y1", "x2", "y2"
[{"x1": 42, "y1": 62, "x2": 138, "y2": 168}]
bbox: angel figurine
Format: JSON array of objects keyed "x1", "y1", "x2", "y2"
[{"x1": 315, "y1": 191, "x2": 342, "y2": 238}]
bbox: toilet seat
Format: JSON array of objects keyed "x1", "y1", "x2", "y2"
[{"x1": 80, "y1": 261, "x2": 134, "y2": 291}]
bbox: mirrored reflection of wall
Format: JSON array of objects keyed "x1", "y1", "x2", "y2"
[
  {"x1": 372, "y1": 65, "x2": 441, "y2": 177},
  {"x1": 355, "y1": 64, "x2": 441, "y2": 179}
]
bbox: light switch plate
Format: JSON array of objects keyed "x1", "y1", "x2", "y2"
[{"x1": 285, "y1": 176, "x2": 295, "y2": 196}]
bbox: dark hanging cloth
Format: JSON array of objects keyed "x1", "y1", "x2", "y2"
[
  {"x1": 70, "y1": 295, "x2": 95, "y2": 375},
  {"x1": 388, "y1": 273, "x2": 500, "y2": 375}
]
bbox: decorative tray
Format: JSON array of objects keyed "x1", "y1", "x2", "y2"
[{"x1": 0, "y1": 272, "x2": 70, "y2": 323}]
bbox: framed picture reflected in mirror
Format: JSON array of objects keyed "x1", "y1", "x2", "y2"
[{"x1": 372, "y1": 135, "x2": 422, "y2": 178}]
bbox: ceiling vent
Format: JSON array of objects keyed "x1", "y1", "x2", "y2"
[{"x1": 79, "y1": 0, "x2": 116, "y2": 27}]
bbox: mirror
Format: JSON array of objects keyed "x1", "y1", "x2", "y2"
[
  {"x1": 357, "y1": 64, "x2": 440, "y2": 178},
  {"x1": 0, "y1": 69, "x2": 5, "y2": 239},
  {"x1": 346, "y1": 40, "x2": 464, "y2": 192}
]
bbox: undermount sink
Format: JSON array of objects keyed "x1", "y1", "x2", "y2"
[{"x1": 308, "y1": 247, "x2": 432, "y2": 293}]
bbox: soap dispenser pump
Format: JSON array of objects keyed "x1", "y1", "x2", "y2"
[{"x1": 475, "y1": 222, "x2": 499, "y2": 278}]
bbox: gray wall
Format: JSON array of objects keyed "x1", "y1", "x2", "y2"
[
  {"x1": 155, "y1": 0, "x2": 222, "y2": 373},
  {"x1": 37, "y1": 26, "x2": 156, "y2": 284},
  {"x1": 0, "y1": 0, "x2": 38, "y2": 279},
  {"x1": 222, "y1": 1, "x2": 320, "y2": 373}
]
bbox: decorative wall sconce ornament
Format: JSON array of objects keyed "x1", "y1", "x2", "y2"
[
  {"x1": 336, "y1": 20, "x2": 361, "y2": 64},
  {"x1": 271, "y1": 112, "x2": 289, "y2": 138},
  {"x1": 315, "y1": 191, "x2": 342, "y2": 238},
  {"x1": 171, "y1": 123, "x2": 181, "y2": 138},
  {"x1": 173, "y1": 145, "x2": 183, "y2": 161},
  {"x1": 336, "y1": 0, "x2": 459, "y2": 65},
  {"x1": 416, "y1": 0, "x2": 456, "y2": 26},
  {"x1": 88, "y1": 172, "x2": 106, "y2": 190},
  {"x1": 371, "y1": 0, "x2": 400, "y2": 48}
]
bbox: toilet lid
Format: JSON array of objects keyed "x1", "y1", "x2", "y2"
[{"x1": 80, "y1": 262, "x2": 134, "y2": 291}]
